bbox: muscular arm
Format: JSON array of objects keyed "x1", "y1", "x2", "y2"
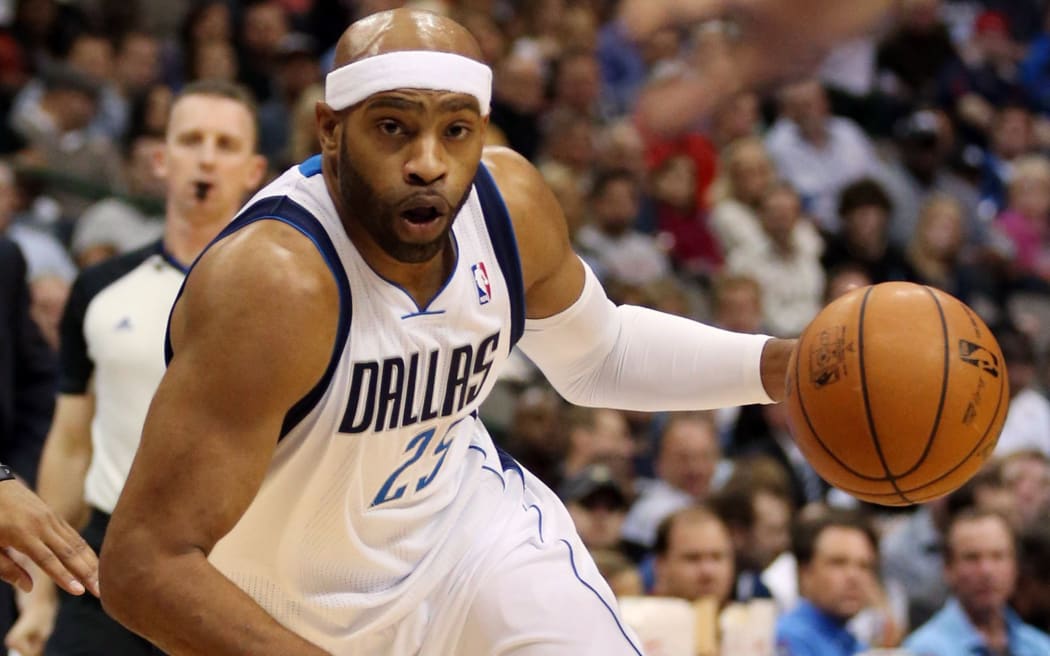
[
  {"x1": 100, "y1": 222, "x2": 336, "y2": 656},
  {"x1": 483, "y1": 147, "x2": 794, "y2": 407}
]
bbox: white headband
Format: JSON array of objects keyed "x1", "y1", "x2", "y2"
[{"x1": 325, "y1": 51, "x2": 492, "y2": 116}]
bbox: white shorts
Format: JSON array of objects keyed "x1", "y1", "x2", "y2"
[{"x1": 349, "y1": 454, "x2": 645, "y2": 656}]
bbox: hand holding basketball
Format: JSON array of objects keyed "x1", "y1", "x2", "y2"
[{"x1": 785, "y1": 283, "x2": 1009, "y2": 506}]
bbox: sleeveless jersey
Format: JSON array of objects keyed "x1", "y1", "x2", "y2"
[{"x1": 174, "y1": 155, "x2": 526, "y2": 645}]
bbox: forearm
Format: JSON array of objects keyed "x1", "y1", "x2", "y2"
[
  {"x1": 36, "y1": 431, "x2": 91, "y2": 529},
  {"x1": 520, "y1": 264, "x2": 779, "y2": 410},
  {"x1": 101, "y1": 543, "x2": 330, "y2": 656},
  {"x1": 619, "y1": 0, "x2": 729, "y2": 40}
]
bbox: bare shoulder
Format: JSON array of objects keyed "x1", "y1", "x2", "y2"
[
  {"x1": 480, "y1": 147, "x2": 585, "y2": 318},
  {"x1": 170, "y1": 219, "x2": 338, "y2": 397},
  {"x1": 480, "y1": 146, "x2": 572, "y2": 294}
]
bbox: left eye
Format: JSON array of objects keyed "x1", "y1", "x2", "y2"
[{"x1": 447, "y1": 125, "x2": 470, "y2": 138}]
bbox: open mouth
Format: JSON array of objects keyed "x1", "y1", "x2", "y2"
[
  {"x1": 400, "y1": 205, "x2": 442, "y2": 224},
  {"x1": 194, "y1": 182, "x2": 213, "y2": 200}
]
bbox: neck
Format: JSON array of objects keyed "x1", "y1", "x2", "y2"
[
  {"x1": 967, "y1": 603, "x2": 1008, "y2": 640},
  {"x1": 163, "y1": 205, "x2": 229, "y2": 267}
]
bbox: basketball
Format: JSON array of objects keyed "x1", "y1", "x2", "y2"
[{"x1": 785, "y1": 282, "x2": 1009, "y2": 506}]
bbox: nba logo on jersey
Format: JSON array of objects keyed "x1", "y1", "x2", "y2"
[{"x1": 472, "y1": 262, "x2": 491, "y2": 305}]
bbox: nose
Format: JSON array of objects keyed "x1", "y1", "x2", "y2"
[
  {"x1": 403, "y1": 133, "x2": 447, "y2": 186},
  {"x1": 198, "y1": 138, "x2": 217, "y2": 170}
]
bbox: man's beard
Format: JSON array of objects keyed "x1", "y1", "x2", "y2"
[{"x1": 336, "y1": 138, "x2": 471, "y2": 264}]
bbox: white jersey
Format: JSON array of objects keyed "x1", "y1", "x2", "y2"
[{"x1": 179, "y1": 156, "x2": 535, "y2": 646}]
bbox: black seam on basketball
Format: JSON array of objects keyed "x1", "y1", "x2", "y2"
[
  {"x1": 858, "y1": 287, "x2": 913, "y2": 504},
  {"x1": 894, "y1": 286, "x2": 950, "y2": 479},
  {"x1": 845, "y1": 365, "x2": 1008, "y2": 497},
  {"x1": 890, "y1": 350, "x2": 1010, "y2": 494},
  {"x1": 793, "y1": 300, "x2": 900, "y2": 483},
  {"x1": 793, "y1": 322, "x2": 890, "y2": 482}
]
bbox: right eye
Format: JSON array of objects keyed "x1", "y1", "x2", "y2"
[{"x1": 377, "y1": 120, "x2": 405, "y2": 137}]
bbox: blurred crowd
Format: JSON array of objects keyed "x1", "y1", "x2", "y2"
[{"x1": 3, "y1": 0, "x2": 1050, "y2": 654}]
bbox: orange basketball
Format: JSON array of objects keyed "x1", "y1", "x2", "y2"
[{"x1": 785, "y1": 282, "x2": 1009, "y2": 506}]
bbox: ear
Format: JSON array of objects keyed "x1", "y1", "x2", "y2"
[
  {"x1": 316, "y1": 102, "x2": 342, "y2": 157},
  {"x1": 246, "y1": 153, "x2": 268, "y2": 189}
]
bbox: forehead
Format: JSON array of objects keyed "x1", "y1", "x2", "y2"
[
  {"x1": 671, "y1": 518, "x2": 731, "y2": 550},
  {"x1": 950, "y1": 516, "x2": 1012, "y2": 549},
  {"x1": 813, "y1": 526, "x2": 874, "y2": 557},
  {"x1": 358, "y1": 89, "x2": 481, "y2": 114},
  {"x1": 168, "y1": 95, "x2": 255, "y2": 139}
]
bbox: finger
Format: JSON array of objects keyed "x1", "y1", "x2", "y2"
[
  {"x1": 46, "y1": 522, "x2": 98, "y2": 595},
  {"x1": 22, "y1": 539, "x2": 86, "y2": 596},
  {"x1": 0, "y1": 551, "x2": 33, "y2": 593}
]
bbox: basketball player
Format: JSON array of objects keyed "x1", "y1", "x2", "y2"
[
  {"x1": 8, "y1": 81, "x2": 265, "y2": 656},
  {"x1": 100, "y1": 10, "x2": 797, "y2": 655}
]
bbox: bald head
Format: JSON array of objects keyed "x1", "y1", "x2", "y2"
[{"x1": 334, "y1": 9, "x2": 483, "y2": 68}]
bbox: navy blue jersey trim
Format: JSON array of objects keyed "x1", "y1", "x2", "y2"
[
  {"x1": 298, "y1": 154, "x2": 322, "y2": 177},
  {"x1": 164, "y1": 195, "x2": 352, "y2": 441},
  {"x1": 473, "y1": 163, "x2": 525, "y2": 347},
  {"x1": 158, "y1": 243, "x2": 190, "y2": 274}
]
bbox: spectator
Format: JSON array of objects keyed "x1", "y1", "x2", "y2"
[
  {"x1": 937, "y1": 10, "x2": 1026, "y2": 146},
  {"x1": 775, "y1": 509, "x2": 879, "y2": 655},
  {"x1": 0, "y1": 160, "x2": 75, "y2": 283},
  {"x1": 876, "y1": 0, "x2": 960, "y2": 105},
  {"x1": 979, "y1": 104, "x2": 1037, "y2": 220},
  {"x1": 1001, "y1": 451, "x2": 1050, "y2": 530},
  {"x1": 728, "y1": 181, "x2": 825, "y2": 337},
  {"x1": 822, "y1": 177, "x2": 915, "y2": 284},
  {"x1": 575, "y1": 168, "x2": 671, "y2": 286},
  {"x1": 490, "y1": 51, "x2": 545, "y2": 162},
  {"x1": 649, "y1": 153, "x2": 722, "y2": 278},
  {"x1": 764, "y1": 78, "x2": 884, "y2": 230},
  {"x1": 164, "y1": 0, "x2": 233, "y2": 88},
  {"x1": 546, "y1": 49, "x2": 608, "y2": 127},
  {"x1": 904, "y1": 508, "x2": 1050, "y2": 655},
  {"x1": 883, "y1": 460, "x2": 1016, "y2": 630},
  {"x1": 1013, "y1": 519, "x2": 1050, "y2": 630},
  {"x1": 905, "y1": 194, "x2": 992, "y2": 304},
  {"x1": 992, "y1": 154, "x2": 1050, "y2": 285},
  {"x1": 879, "y1": 107, "x2": 983, "y2": 246},
  {"x1": 712, "y1": 472, "x2": 794, "y2": 603},
  {"x1": 993, "y1": 326, "x2": 1050, "y2": 457},
  {"x1": 287, "y1": 82, "x2": 323, "y2": 165},
  {"x1": 729, "y1": 402, "x2": 829, "y2": 509},
  {"x1": 189, "y1": 38, "x2": 239, "y2": 84},
  {"x1": 708, "y1": 92, "x2": 762, "y2": 150},
  {"x1": 708, "y1": 137, "x2": 776, "y2": 257},
  {"x1": 11, "y1": 63, "x2": 125, "y2": 225},
  {"x1": 236, "y1": 0, "x2": 290, "y2": 103},
  {"x1": 561, "y1": 406, "x2": 635, "y2": 491},
  {"x1": 501, "y1": 385, "x2": 565, "y2": 491},
  {"x1": 622, "y1": 412, "x2": 721, "y2": 551},
  {"x1": 70, "y1": 130, "x2": 166, "y2": 268},
  {"x1": 114, "y1": 31, "x2": 161, "y2": 104},
  {"x1": 652, "y1": 505, "x2": 735, "y2": 607},
  {"x1": 562, "y1": 464, "x2": 631, "y2": 552},
  {"x1": 258, "y1": 33, "x2": 321, "y2": 166}
]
